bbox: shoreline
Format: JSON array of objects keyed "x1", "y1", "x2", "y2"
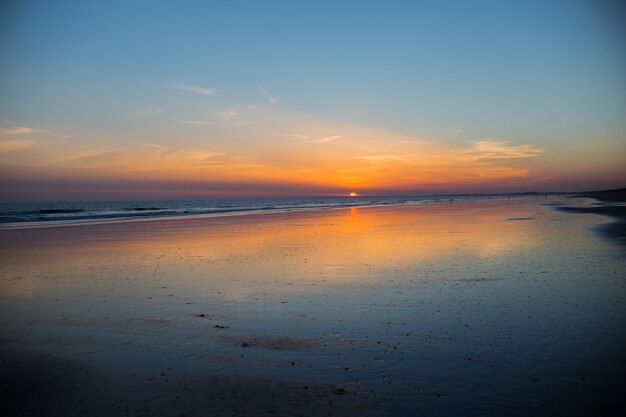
[
  {"x1": 557, "y1": 206, "x2": 626, "y2": 246},
  {"x1": 2, "y1": 189, "x2": 623, "y2": 232},
  {"x1": 557, "y1": 190, "x2": 626, "y2": 246},
  {"x1": 2, "y1": 193, "x2": 624, "y2": 250},
  {"x1": 0, "y1": 195, "x2": 518, "y2": 232}
]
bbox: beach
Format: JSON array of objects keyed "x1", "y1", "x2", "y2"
[{"x1": 0, "y1": 196, "x2": 624, "y2": 416}]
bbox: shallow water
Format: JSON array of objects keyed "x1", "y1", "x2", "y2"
[
  {"x1": 0, "y1": 197, "x2": 624, "y2": 416},
  {"x1": 0, "y1": 193, "x2": 546, "y2": 228}
]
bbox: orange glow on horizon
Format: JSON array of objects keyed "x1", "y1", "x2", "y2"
[{"x1": 5, "y1": 107, "x2": 618, "y2": 200}]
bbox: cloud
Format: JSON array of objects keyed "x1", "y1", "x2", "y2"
[
  {"x1": 0, "y1": 126, "x2": 46, "y2": 135},
  {"x1": 357, "y1": 154, "x2": 410, "y2": 161},
  {"x1": 176, "y1": 119, "x2": 217, "y2": 125},
  {"x1": 117, "y1": 145, "x2": 224, "y2": 172},
  {"x1": 470, "y1": 140, "x2": 544, "y2": 159},
  {"x1": 48, "y1": 132, "x2": 71, "y2": 141},
  {"x1": 305, "y1": 135, "x2": 343, "y2": 144},
  {"x1": 445, "y1": 128, "x2": 465, "y2": 137},
  {"x1": 290, "y1": 133, "x2": 343, "y2": 143},
  {"x1": 0, "y1": 122, "x2": 68, "y2": 144},
  {"x1": 258, "y1": 87, "x2": 278, "y2": 105},
  {"x1": 218, "y1": 107, "x2": 249, "y2": 127},
  {"x1": 176, "y1": 109, "x2": 250, "y2": 128},
  {"x1": 0, "y1": 110, "x2": 554, "y2": 198},
  {"x1": 164, "y1": 84, "x2": 216, "y2": 97},
  {"x1": 127, "y1": 105, "x2": 175, "y2": 118},
  {"x1": 287, "y1": 133, "x2": 308, "y2": 140},
  {"x1": 0, "y1": 139, "x2": 36, "y2": 154}
]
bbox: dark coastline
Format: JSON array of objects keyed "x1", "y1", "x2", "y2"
[{"x1": 558, "y1": 188, "x2": 626, "y2": 246}]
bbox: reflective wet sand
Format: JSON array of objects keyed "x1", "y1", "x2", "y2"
[{"x1": 1, "y1": 197, "x2": 624, "y2": 416}]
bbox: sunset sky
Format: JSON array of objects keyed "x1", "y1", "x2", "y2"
[{"x1": 0, "y1": 0, "x2": 624, "y2": 201}]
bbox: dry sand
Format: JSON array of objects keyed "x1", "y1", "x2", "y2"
[{"x1": 0, "y1": 196, "x2": 625, "y2": 416}]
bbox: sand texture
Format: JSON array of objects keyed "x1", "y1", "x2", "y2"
[{"x1": 1, "y1": 196, "x2": 625, "y2": 416}]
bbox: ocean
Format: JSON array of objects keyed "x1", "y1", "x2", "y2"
[{"x1": 0, "y1": 194, "x2": 540, "y2": 228}]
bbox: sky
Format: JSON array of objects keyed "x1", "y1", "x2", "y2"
[{"x1": 0, "y1": 0, "x2": 624, "y2": 201}]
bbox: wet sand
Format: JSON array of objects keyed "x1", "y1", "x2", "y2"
[
  {"x1": 1, "y1": 197, "x2": 625, "y2": 416},
  {"x1": 559, "y1": 189, "x2": 626, "y2": 246},
  {"x1": 556, "y1": 205, "x2": 626, "y2": 246}
]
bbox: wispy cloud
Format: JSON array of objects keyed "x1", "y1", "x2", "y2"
[
  {"x1": 0, "y1": 126, "x2": 46, "y2": 136},
  {"x1": 0, "y1": 122, "x2": 69, "y2": 144},
  {"x1": 470, "y1": 140, "x2": 544, "y2": 159},
  {"x1": 175, "y1": 118, "x2": 217, "y2": 125},
  {"x1": 127, "y1": 105, "x2": 176, "y2": 118},
  {"x1": 357, "y1": 154, "x2": 410, "y2": 161},
  {"x1": 48, "y1": 132, "x2": 71, "y2": 141},
  {"x1": 218, "y1": 107, "x2": 249, "y2": 127},
  {"x1": 445, "y1": 128, "x2": 465, "y2": 137},
  {"x1": 304, "y1": 135, "x2": 343, "y2": 144},
  {"x1": 0, "y1": 111, "x2": 552, "y2": 196},
  {"x1": 289, "y1": 133, "x2": 343, "y2": 143},
  {"x1": 164, "y1": 84, "x2": 216, "y2": 97},
  {"x1": 0, "y1": 139, "x2": 36, "y2": 154},
  {"x1": 258, "y1": 86, "x2": 278, "y2": 105},
  {"x1": 176, "y1": 108, "x2": 250, "y2": 128},
  {"x1": 118, "y1": 145, "x2": 224, "y2": 172},
  {"x1": 287, "y1": 133, "x2": 308, "y2": 140}
]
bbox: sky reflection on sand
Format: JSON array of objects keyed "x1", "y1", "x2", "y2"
[
  {"x1": 1, "y1": 199, "x2": 549, "y2": 297},
  {"x1": 0, "y1": 197, "x2": 625, "y2": 416}
]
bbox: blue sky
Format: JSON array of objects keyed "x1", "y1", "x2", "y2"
[{"x1": 0, "y1": 0, "x2": 624, "y2": 200}]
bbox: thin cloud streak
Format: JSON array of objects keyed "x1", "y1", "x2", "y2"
[
  {"x1": 176, "y1": 119, "x2": 217, "y2": 125},
  {"x1": 258, "y1": 87, "x2": 278, "y2": 105},
  {"x1": 470, "y1": 140, "x2": 544, "y2": 159},
  {"x1": 0, "y1": 123, "x2": 69, "y2": 148},
  {"x1": 127, "y1": 105, "x2": 175, "y2": 118},
  {"x1": 289, "y1": 133, "x2": 344, "y2": 143},
  {"x1": 302, "y1": 135, "x2": 343, "y2": 143},
  {"x1": 164, "y1": 84, "x2": 216, "y2": 97},
  {"x1": 218, "y1": 108, "x2": 249, "y2": 126},
  {"x1": 0, "y1": 139, "x2": 36, "y2": 154},
  {"x1": 0, "y1": 126, "x2": 47, "y2": 136},
  {"x1": 0, "y1": 110, "x2": 560, "y2": 200},
  {"x1": 357, "y1": 154, "x2": 411, "y2": 161}
]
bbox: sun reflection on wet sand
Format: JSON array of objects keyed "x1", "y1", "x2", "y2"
[
  {"x1": 0, "y1": 197, "x2": 624, "y2": 416},
  {"x1": 0, "y1": 198, "x2": 553, "y2": 298}
]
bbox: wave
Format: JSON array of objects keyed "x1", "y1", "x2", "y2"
[
  {"x1": 38, "y1": 209, "x2": 84, "y2": 214},
  {"x1": 124, "y1": 207, "x2": 161, "y2": 211},
  {"x1": 0, "y1": 194, "x2": 527, "y2": 228}
]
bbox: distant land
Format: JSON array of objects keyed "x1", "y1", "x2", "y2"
[{"x1": 571, "y1": 188, "x2": 626, "y2": 202}]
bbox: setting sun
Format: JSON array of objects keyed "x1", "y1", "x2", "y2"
[{"x1": 349, "y1": 192, "x2": 358, "y2": 197}]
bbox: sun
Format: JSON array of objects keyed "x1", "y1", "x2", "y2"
[{"x1": 349, "y1": 192, "x2": 358, "y2": 197}]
